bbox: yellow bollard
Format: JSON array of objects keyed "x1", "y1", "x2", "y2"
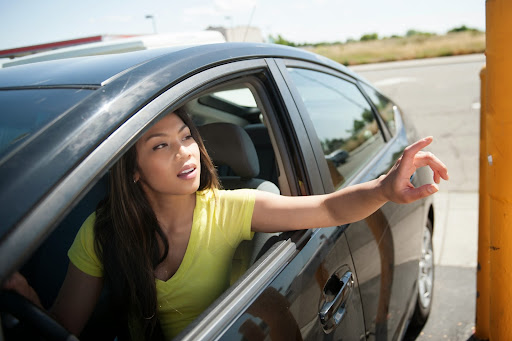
[
  {"x1": 475, "y1": 66, "x2": 490, "y2": 341},
  {"x1": 487, "y1": 0, "x2": 512, "y2": 339}
]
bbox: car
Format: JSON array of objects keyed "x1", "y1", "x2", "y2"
[
  {"x1": 0, "y1": 42, "x2": 435, "y2": 340},
  {"x1": 326, "y1": 149, "x2": 349, "y2": 166}
]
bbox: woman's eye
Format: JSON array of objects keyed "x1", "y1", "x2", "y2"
[
  {"x1": 183, "y1": 135, "x2": 193, "y2": 141},
  {"x1": 153, "y1": 143, "x2": 168, "y2": 151}
]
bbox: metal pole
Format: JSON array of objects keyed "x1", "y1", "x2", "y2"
[
  {"x1": 146, "y1": 15, "x2": 157, "y2": 34},
  {"x1": 475, "y1": 66, "x2": 490, "y2": 341},
  {"x1": 486, "y1": 0, "x2": 512, "y2": 338}
]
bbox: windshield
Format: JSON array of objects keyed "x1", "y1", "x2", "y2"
[{"x1": 0, "y1": 88, "x2": 93, "y2": 159}]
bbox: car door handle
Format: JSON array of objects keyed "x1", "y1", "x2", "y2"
[{"x1": 318, "y1": 271, "x2": 354, "y2": 333}]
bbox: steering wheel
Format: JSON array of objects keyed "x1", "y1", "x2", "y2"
[{"x1": 0, "y1": 290, "x2": 78, "y2": 341}]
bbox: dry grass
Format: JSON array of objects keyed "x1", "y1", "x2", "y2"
[{"x1": 302, "y1": 31, "x2": 485, "y2": 65}]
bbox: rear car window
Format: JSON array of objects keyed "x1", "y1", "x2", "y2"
[
  {"x1": 0, "y1": 89, "x2": 93, "y2": 159},
  {"x1": 287, "y1": 68, "x2": 385, "y2": 188},
  {"x1": 212, "y1": 88, "x2": 258, "y2": 108}
]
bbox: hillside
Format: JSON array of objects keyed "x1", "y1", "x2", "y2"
[{"x1": 299, "y1": 31, "x2": 485, "y2": 66}]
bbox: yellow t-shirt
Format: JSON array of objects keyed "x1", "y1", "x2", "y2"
[{"x1": 68, "y1": 188, "x2": 256, "y2": 340}]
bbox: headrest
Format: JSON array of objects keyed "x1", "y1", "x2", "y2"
[{"x1": 198, "y1": 123, "x2": 259, "y2": 178}]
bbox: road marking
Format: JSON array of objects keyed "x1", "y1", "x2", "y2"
[{"x1": 373, "y1": 77, "x2": 417, "y2": 87}]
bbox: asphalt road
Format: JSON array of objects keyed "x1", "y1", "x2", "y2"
[
  {"x1": 351, "y1": 54, "x2": 485, "y2": 341},
  {"x1": 351, "y1": 54, "x2": 484, "y2": 193}
]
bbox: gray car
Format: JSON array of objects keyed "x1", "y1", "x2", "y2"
[{"x1": 0, "y1": 42, "x2": 435, "y2": 340}]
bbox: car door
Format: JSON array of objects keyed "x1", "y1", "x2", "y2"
[
  {"x1": 177, "y1": 59, "x2": 366, "y2": 340},
  {"x1": 276, "y1": 60, "x2": 426, "y2": 340}
]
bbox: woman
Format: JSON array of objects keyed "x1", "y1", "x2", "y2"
[{"x1": 4, "y1": 108, "x2": 449, "y2": 340}]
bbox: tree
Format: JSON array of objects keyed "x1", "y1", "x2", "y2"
[
  {"x1": 352, "y1": 119, "x2": 365, "y2": 133},
  {"x1": 360, "y1": 33, "x2": 378, "y2": 41},
  {"x1": 362, "y1": 109, "x2": 374, "y2": 123}
]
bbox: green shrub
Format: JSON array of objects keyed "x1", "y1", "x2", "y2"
[
  {"x1": 360, "y1": 33, "x2": 378, "y2": 41},
  {"x1": 270, "y1": 34, "x2": 296, "y2": 47},
  {"x1": 406, "y1": 29, "x2": 435, "y2": 37},
  {"x1": 448, "y1": 25, "x2": 481, "y2": 33}
]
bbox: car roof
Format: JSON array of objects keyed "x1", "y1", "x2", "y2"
[
  {"x1": 0, "y1": 42, "x2": 357, "y2": 88},
  {"x1": 0, "y1": 46, "x2": 187, "y2": 88}
]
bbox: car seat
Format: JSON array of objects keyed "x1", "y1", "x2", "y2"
[
  {"x1": 198, "y1": 122, "x2": 279, "y2": 194},
  {"x1": 197, "y1": 122, "x2": 280, "y2": 283},
  {"x1": 244, "y1": 123, "x2": 279, "y2": 186}
]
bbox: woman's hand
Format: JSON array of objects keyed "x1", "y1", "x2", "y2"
[
  {"x1": 2, "y1": 271, "x2": 43, "y2": 308},
  {"x1": 252, "y1": 136, "x2": 448, "y2": 232},
  {"x1": 380, "y1": 136, "x2": 449, "y2": 204}
]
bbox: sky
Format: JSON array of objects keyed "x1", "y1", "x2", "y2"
[{"x1": 0, "y1": 0, "x2": 485, "y2": 51}]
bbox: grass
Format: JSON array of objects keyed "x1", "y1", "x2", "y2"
[{"x1": 302, "y1": 31, "x2": 485, "y2": 66}]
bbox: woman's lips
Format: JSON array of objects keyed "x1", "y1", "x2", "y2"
[{"x1": 178, "y1": 166, "x2": 197, "y2": 180}]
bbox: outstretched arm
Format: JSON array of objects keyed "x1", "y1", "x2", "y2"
[{"x1": 251, "y1": 137, "x2": 448, "y2": 233}]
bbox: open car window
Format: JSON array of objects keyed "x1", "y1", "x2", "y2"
[{"x1": 184, "y1": 81, "x2": 284, "y2": 284}]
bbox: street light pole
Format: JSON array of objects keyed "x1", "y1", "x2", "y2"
[
  {"x1": 224, "y1": 16, "x2": 233, "y2": 29},
  {"x1": 145, "y1": 15, "x2": 157, "y2": 34}
]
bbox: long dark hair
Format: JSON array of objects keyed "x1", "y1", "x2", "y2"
[{"x1": 94, "y1": 108, "x2": 219, "y2": 340}]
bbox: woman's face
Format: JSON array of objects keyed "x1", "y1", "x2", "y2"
[{"x1": 134, "y1": 113, "x2": 201, "y2": 199}]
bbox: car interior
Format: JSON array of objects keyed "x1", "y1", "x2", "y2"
[{"x1": 5, "y1": 80, "x2": 286, "y2": 340}]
